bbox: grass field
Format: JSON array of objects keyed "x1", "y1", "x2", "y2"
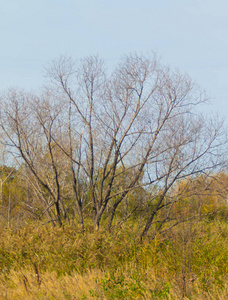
[{"x1": 0, "y1": 218, "x2": 228, "y2": 299}]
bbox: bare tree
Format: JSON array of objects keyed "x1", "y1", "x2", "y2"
[
  {"x1": 44, "y1": 54, "x2": 227, "y2": 232},
  {"x1": 0, "y1": 54, "x2": 227, "y2": 235},
  {"x1": 0, "y1": 90, "x2": 72, "y2": 226}
]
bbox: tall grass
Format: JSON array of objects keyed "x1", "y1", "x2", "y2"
[{"x1": 0, "y1": 219, "x2": 228, "y2": 299}]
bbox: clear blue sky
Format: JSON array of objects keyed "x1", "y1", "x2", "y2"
[{"x1": 1, "y1": 0, "x2": 228, "y2": 121}]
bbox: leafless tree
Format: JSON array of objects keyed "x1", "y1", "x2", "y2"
[
  {"x1": 0, "y1": 90, "x2": 71, "y2": 226},
  {"x1": 0, "y1": 54, "x2": 227, "y2": 236}
]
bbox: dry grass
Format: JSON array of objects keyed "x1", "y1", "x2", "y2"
[
  {"x1": 1, "y1": 267, "x2": 228, "y2": 299},
  {"x1": 0, "y1": 220, "x2": 228, "y2": 299},
  {"x1": 0, "y1": 268, "x2": 105, "y2": 299}
]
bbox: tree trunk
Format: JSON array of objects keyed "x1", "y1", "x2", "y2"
[{"x1": 55, "y1": 201, "x2": 62, "y2": 226}]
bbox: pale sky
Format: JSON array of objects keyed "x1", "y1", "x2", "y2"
[{"x1": 1, "y1": 0, "x2": 228, "y2": 122}]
